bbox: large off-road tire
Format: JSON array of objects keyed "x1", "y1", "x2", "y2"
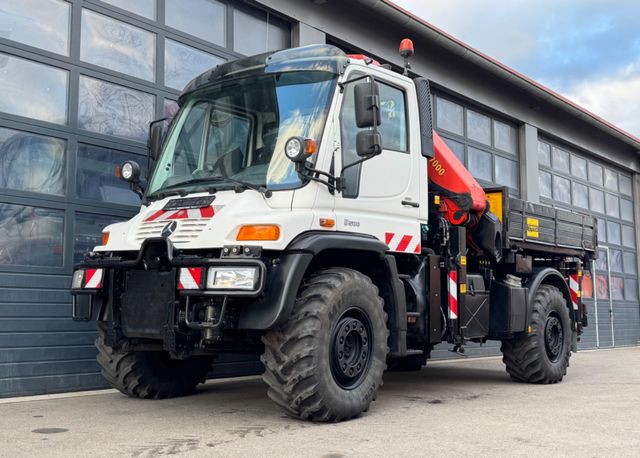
[
  {"x1": 261, "y1": 268, "x2": 389, "y2": 422},
  {"x1": 501, "y1": 284, "x2": 572, "y2": 384},
  {"x1": 95, "y1": 323, "x2": 213, "y2": 399}
]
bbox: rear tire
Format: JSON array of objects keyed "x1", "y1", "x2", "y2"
[
  {"x1": 501, "y1": 284, "x2": 572, "y2": 384},
  {"x1": 95, "y1": 323, "x2": 213, "y2": 399},
  {"x1": 261, "y1": 268, "x2": 388, "y2": 422}
]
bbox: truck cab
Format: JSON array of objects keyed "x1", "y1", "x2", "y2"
[{"x1": 71, "y1": 44, "x2": 595, "y2": 422}]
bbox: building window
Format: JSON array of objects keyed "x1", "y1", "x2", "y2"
[
  {"x1": 0, "y1": 203, "x2": 64, "y2": 267},
  {"x1": 436, "y1": 97, "x2": 463, "y2": 136},
  {"x1": 74, "y1": 212, "x2": 126, "y2": 263},
  {"x1": 434, "y1": 95, "x2": 519, "y2": 193},
  {"x1": 76, "y1": 144, "x2": 143, "y2": 207},
  {"x1": 100, "y1": 0, "x2": 156, "y2": 20},
  {"x1": 165, "y1": 0, "x2": 226, "y2": 47},
  {"x1": 0, "y1": 53, "x2": 68, "y2": 124},
  {"x1": 78, "y1": 75, "x2": 155, "y2": 141},
  {"x1": 233, "y1": 8, "x2": 290, "y2": 56},
  {"x1": 0, "y1": 127, "x2": 66, "y2": 196},
  {"x1": 0, "y1": 0, "x2": 70, "y2": 55},
  {"x1": 80, "y1": 9, "x2": 156, "y2": 81},
  {"x1": 164, "y1": 39, "x2": 224, "y2": 90}
]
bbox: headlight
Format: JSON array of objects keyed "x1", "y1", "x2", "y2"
[
  {"x1": 207, "y1": 267, "x2": 258, "y2": 290},
  {"x1": 71, "y1": 270, "x2": 84, "y2": 289}
]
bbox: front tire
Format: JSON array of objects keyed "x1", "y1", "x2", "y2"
[
  {"x1": 95, "y1": 323, "x2": 213, "y2": 399},
  {"x1": 261, "y1": 268, "x2": 389, "y2": 422},
  {"x1": 501, "y1": 284, "x2": 572, "y2": 384}
]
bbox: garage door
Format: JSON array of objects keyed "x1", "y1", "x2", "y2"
[
  {"x1": 537, "y1": 138, "x2": 639, "y2": 348},
  {"x1": 0, "y1": 0, "x2": 288, "y2": 397}
]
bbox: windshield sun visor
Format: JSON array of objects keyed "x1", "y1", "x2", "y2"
[{"x1": 179, "y1": 44, "x2": 348, "y2": 104}]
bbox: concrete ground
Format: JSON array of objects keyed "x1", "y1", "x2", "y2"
[{"x1": 0, "y1": 347, "x2": 638, "y2": 458}]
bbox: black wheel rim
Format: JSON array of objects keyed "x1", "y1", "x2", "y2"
[
  {"x1": 330, "y1": 307, "x2": 373, "y2": 390},
  {"x1": 544, "y1": 312, "x2": 564, "y2": 362}
]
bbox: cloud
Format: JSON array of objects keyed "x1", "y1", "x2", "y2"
[
  {"x1": 392, "y1": 0, "x2": 640, "y2": 137},
  {"x1": 565, "y1": 63, "x2": 640, "y2": 137}
]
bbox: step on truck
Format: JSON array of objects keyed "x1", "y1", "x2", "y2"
[{"x1": 71, "y1": 42, "x2": 596, "y2": 421}]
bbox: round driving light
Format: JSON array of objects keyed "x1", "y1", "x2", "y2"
[
  {"x1": 285, "y1": 137, "x2": 303, "y2": 161},
  {"x1": 121, "y1": 162, "x2": 134, "y2": 180}
]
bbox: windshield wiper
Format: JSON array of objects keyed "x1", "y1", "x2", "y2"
[
  {"x1": 206, "y1": 176, "x2": 273, "y2": 198},
  {"x1": 147, "y1": 178, "x2": 215, "y2": 201},
  {"x1": 149, "y1": 176, "x2": 272, "y2": 200}
]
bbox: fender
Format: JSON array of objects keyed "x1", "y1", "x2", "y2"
[
  {"x1": 526, "y1": 268, "x2": 577, "y2": 349},
  {"x1": 527, "y1": 268, "x2": 572, "y2": 316},
  {"x1": 238, "y1": 231, "x2": 407, "y2": 354}
]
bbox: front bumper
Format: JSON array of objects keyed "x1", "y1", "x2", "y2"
[{"x1": 71, "y1": 238, "x2": 267, "y2": 347}]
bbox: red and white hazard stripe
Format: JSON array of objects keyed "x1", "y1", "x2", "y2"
[
  {"x1": 83, "y1": 269, "x2": 103, "y2": 289},
  {"x1": 385, "y1": 232, "x2": 421, "y2": 254},
  {"x1": 448, "y1": 270, "x2": 458, "y2": 319},
  {"x1": 144, "y1": 205, "x2": 218, "y2": 222},
  {"x1": 178, "y1": 267, "x2": 203, "y2": 290},
  {"x1": 569, "y1": 274, "x2": 579, "y2": 311}
]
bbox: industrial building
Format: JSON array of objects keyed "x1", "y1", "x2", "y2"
[{"x1": 0, "y1": 0, "x2": 638, "y2": 397}]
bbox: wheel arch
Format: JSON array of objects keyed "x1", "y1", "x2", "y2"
[{"x1": 526, "y1": 267, "x2": 577, "y2": 349}]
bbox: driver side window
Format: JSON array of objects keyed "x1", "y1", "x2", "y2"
[{"x1": 340, "y1": 77, "x2": 408, "y2": 198}]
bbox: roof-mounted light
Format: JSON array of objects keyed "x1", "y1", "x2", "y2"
[
  {"x1": 399, "y1": 38, "x2": 414, "y2": 76},
  {"x1": 347, "y1": 54, "x2": 381, "y2": 66}
]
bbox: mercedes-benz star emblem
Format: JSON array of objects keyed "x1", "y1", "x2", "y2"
[{"x1": 161, "y1": 221, "x2": 178, "y2": 238}]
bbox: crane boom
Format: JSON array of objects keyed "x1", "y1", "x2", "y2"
[{"x1": 427, "y1": 131, "x2": 487, "y2": 226}]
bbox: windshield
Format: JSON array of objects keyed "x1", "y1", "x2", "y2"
[{"x1": 148, "y1": 71, "x2": 337, "y2": 197}]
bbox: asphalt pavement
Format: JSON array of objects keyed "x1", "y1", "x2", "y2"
[{"x1": 1, "y1": 346, "x2": 638, "y2": 457}]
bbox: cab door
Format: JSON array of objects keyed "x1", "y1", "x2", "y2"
[{"x1": 334, "y1": 69, "x2": 424, "y2": 254}]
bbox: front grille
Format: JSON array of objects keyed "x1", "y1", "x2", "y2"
[{"x1": 135, "y1": 219, "x2": 209, "y2": 244}]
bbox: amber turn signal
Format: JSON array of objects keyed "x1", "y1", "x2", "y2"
[
  {"x1": 319, "y1": 218, "x2": 335, "y2": 228},
  {"x1": 101, "y1": 232, "x2": 110, "y2": 245},
  {"x1": 237, "y1": 225, "x2": 280, "y2": 241},
  {"x1": 305, "y1": 139, "x2": 317, "y2": 154}
]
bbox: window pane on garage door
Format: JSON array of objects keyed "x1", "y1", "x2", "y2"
[
  {"x1": 0, "y1": 127, "x2": 66, "y2": 196},
  {"x1": 0, "y1": 203, "x2": 64, "y2": 267},
  {"x1": 435, "y1": 95, "x2": 519, "y2": 193}
]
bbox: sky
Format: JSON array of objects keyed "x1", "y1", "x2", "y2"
[{"x1": 393, "y1": 0, "x2": 640, "y2": 138}]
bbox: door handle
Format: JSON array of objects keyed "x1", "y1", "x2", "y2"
[{"x1": 401, "y1": 199, "x2": 419, "y2": 208}]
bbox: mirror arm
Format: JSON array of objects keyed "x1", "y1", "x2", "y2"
[
  {"x1": 129, "y1": 182, "x2": 146, "y2": 200},
  {"x1": 296, "y1": 164, "x2": 341, "y2": 193},
  {"x1": 341, "y1": 153, "x2": 376, "y2": 174}
]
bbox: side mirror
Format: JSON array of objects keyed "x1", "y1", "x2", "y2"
[
  {"x1": 356, "y1": 131, "x2": 382, "y2": 157},
  {"x1": 354, "y1": 82, "x2": 381, "y2": 128},
  {"x1": 148, "y1": 118, "x2": 168, "y2": 161},
  {"x1": 118, "y1": 160, "x2": 141, "y2": 183}
]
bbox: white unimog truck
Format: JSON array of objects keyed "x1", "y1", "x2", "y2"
[{"x1": 71, "y1": 43, "x2": 595, "y2": 421}]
